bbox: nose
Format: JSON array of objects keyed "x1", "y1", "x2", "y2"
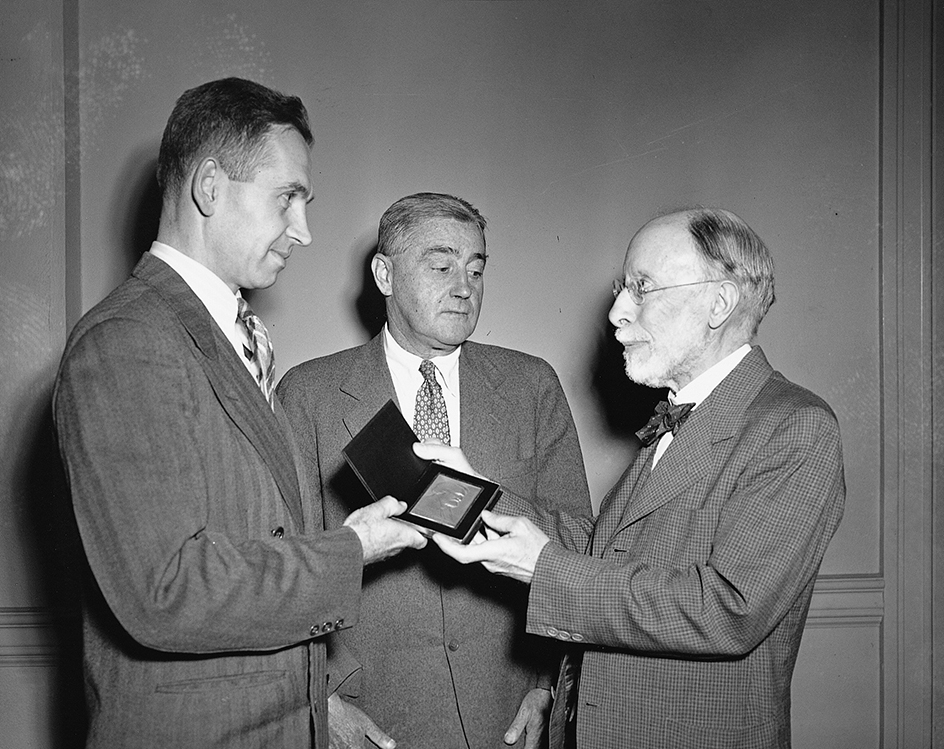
[
  {"x1": 451, "y1": 272, "x2": 473, "y2": 299},
  {"x1": 608, "y1": 287, "x2": 637, "y2": 328},
  {"x1": 287, "y1": 203, "x2": 312, "y2": 247}
]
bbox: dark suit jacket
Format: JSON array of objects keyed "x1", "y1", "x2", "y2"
[
  {"x1": 53, "y1": 253, "x2": 365, "y2": 749},
  {"x1": 505, "y1": 346, "x2": 845, "y2": 749},
  {"x1": 277, "y1": 333, "x2": 591, "y2": 749}
]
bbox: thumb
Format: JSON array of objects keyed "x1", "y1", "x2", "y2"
[
  {"x1": 479, "y1": 510, "x2": 517, "y2": 534},
  {"x1": 503, "y1": 703, "x2": 528, "y2": 745},
  {"x1": 373, "y1": 495, "x2": 408, "y2": 518}
]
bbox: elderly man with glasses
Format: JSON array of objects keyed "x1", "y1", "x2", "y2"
[{"x1": 423, "y1": 207, "x2": 845, "y2": 749}]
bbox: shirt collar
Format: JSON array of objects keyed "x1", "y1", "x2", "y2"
[
  {"x1": 671, "y1": 344, "x2": 752, "y2": 408},
  {"x1": 148, "y1": 241, "x2": 240, "y2": 336},
  {"x1": 382, "y1": 324, "x2": 461, "y2": 397}
]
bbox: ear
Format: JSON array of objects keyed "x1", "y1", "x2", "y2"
[
  {"x1": 191, "y1": 157, "x2": 222, "y2": 217},
  {"x1": 707, "y1": 279, "x2": 740, "y2": 330},
  {"x1": 371, "y1": 254, "x2": 394, "y2": 297}
]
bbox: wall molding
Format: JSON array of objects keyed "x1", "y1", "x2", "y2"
[
  {"x1": 0, "y1": 607, "x2": 62, "y2": 668},
  {"x1": 807, "y1": 575, "x2": 885, "y2": 628},
  {"x1": 879, "y1": 0, "x2": 935, "y2": 745},
  {"x1": 1, "y1": 575, "x2": 885, "y2": 669}
]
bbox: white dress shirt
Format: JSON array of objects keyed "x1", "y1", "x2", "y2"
[
  {"x1": 652, "y1": 343, "x2": 752, "y2": 467},
  {"x1": 147, "y1": 242, "x2": 255, "y2": 378},
  {"x1": 382, "y1": 325, "x2": 462, "y2": 447}
]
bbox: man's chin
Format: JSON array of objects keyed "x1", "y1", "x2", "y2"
[
  {"x1": 623, "y1": 356, "x2": 664, "y2": 389},
  {"x1": 438, "y1": 322, "x2": 477, "y2": 347},
  {"x1": 247, "y1": 270, "x2": 281, "y2": 291}
]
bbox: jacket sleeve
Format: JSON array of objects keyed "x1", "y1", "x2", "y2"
[
  {"x1": 524, "y1": 404, "x2": 844, "y2": 657},
  {"x1": 54, "y1": 313, "x2": 365, "y2": 654},
  {"x1": 529, "y1": 360, "x2": 593, "y2": 519}
]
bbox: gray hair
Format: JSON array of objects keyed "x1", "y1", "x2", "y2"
[
  {"x1": 683, "y1": 207, "x2": 776, "y2": 337},
  {"x1": 378, "y1": 192, "x2": 487, "y2": 256}
]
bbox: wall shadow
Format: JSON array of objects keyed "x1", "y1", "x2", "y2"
[
  {"x1": 11, "y1": 369, "x2": 87, "y2": 749},
  {"x1": 586, "y1": 295, "x2": 667, "y2": 442},
  {"x1": 115, "y1": 148, "x2": 163, "y2": 281},
  {"x1": 352, "y1": 240, "x2": 385, "y2": 338}
]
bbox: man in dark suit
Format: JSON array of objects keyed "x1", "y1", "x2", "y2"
[
  {"x1": 277, "y1": 192, "x2": 591, "y2": 749},
  {"x1": 428, "y1": 208, "x2": 845, "y2": 749},
  {"x1": 53, "y1": 78, "x2": 426, "y2": 749}
]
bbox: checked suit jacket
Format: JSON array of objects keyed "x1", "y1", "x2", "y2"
[
  {"x1": 53, "y1": 253, "x2": 365, "y2": 749},
  {"x1": 277, "y1": 332, "x2": 591, "y2": 749},
  {"x1": 503, "y1": 346, "x2": 845, "y2": 749}
]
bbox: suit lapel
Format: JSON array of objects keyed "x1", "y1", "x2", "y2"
[
  {"x1": 613, "y1": 346, "x2": 775, "y2": 533},
  {"x1": 455, "y1": 343, "x2": 504, "y2": 468},
  {"x1": 590, "y1": 449, "x2": 652, "y2": 555},
  {"x1": 338, "y1": 333, "x2": 399, "y2": 439},
  {"x1": 134, "y1": 254, "x2": 305, "y2": 531},
  {"x1": 617, "y1": 407, "x2": 715, "y2": 528}
]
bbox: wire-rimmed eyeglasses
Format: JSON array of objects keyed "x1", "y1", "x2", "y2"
[{"x1": 612, "y1": 277, "x2": 723, "y2": 305}]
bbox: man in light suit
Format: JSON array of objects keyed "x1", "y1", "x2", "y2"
[
  {"x1": 277, "y1": 192, "x2": 591, "y2": 749},
  {"x1": 428, "y1": 207, "x2": 845, "y2": 748},
  {"x1": 53, "y1": 78, "x2": 426, "y2": 749}
]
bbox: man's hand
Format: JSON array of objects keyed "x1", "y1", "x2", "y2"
[
  {"x1": 503, "y1": 688, "x2": 552, "y2": 747},
  {"x1": 413, "y1": 441, "x2": 483, "y2": 477},
  {"x1": 327, "y1": 693, "x2": 395, "y2": 749},
  {"x1": 432, "y1": 510, "x2": 549, "y2": 584},
  {"x1": 343, "y1": 496, "x2": 427, "y2": 565}
]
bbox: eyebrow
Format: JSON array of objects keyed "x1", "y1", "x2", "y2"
[
  {"x1": 421, "y1": 246, "x2": 488, "y2": 263},
  {"x1": 280, "y1": 180, "x2": 313, "y2": 202}
]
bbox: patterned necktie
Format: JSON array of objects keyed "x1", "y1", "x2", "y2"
[
  {"x1": 413, "y1": 359, "x2": 450, "y2": 445},
  {"x1": 635, "y1": 400, "x2": 694, "y2": 446},
  {"x1": 236, "y1": 297, "x2": 276, "y2": 409}
]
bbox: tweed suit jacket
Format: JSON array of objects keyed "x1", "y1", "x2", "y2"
[
  {"x1": 277, "y1": 332, "x2": 591, "y2": 749},
  {"x1": 502, "y1": 346, "x2": 844, "y2": 749},
  {"x1": 53, "y1": 253, "x2": 365, "y2": 749}
]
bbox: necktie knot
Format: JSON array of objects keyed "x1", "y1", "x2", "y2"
[
  {"x1": 635, "y1": 400, "x2": 694, "y2": 447},
  {"x1": 236, "y1": 297, "x2": 276, "y2": 409},
  {"x1": 419, "y1": 358, "x2": 438, "y2": 383},
  {"x1": 414, "y1": 360, "x2": 450, "y2": 445}
]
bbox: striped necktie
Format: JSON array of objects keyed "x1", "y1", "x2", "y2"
[{"x1": 236, "y1": 297, "x2": 275, "y2": 409}]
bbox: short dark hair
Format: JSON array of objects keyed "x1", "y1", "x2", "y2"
[
  {"x1": 684, "y1": 207, "x2": 776, "y2": 337},
  {"x1": 156, "y1": 77, "x2": 312, "y2": 201},
  {"x1": 378, "y1": 192, "x2": 487, "y2": 256}
]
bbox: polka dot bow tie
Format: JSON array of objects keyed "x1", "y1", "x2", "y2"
[{"x1": 635, "y1": 400, "x2": 695, "y2": 447}]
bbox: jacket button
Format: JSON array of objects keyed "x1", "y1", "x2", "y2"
[
  {"x1": 447, "y1": 640, "x2": 460, "y2": 651},
  {"x1": 271, "y1": 527, "x2": 284, "y2": 538}
]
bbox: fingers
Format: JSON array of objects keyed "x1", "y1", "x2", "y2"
[
  {"x1": 342, "y1": 496, "x2": 407, "y2": 528},
  {"x1": 412, "y1": 442, "x2": 480, "y2": 476},
  {"x1": 364, "y1": 721, "x2": 396, "y2": 749},
  {"x1": 431, "y1": 532, "x2": 495, "y2": 564},
  {"x1": 431, "y1": 533, "x2": 475, "y2": 561},
  {"x1": 503, "y1": 708, "x2": 526, "y2": 745},
  {"x1": 479, "y1": 509, "x2": 517, "y2": 534},
  {"x1": 327, "y1": 694, "x2": 397, "y2": 749},
  {"x1": 372, "y1": 495, "x2": 409, "y2": 518},
  {"x1": 344, "y1": 502, "x2": 428, "y2": 565}
]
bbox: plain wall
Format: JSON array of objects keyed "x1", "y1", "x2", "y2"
[
  {"x1": 3, "y1": 0, "x2": 927, "y2": 747},
  {"x1": 76, "y1": 0, "x2": 874, "y2": 579}
]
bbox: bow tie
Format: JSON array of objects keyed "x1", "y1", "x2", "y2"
[{"x1": 635, "y1": 401, "x2": 695, "y2": 446}]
